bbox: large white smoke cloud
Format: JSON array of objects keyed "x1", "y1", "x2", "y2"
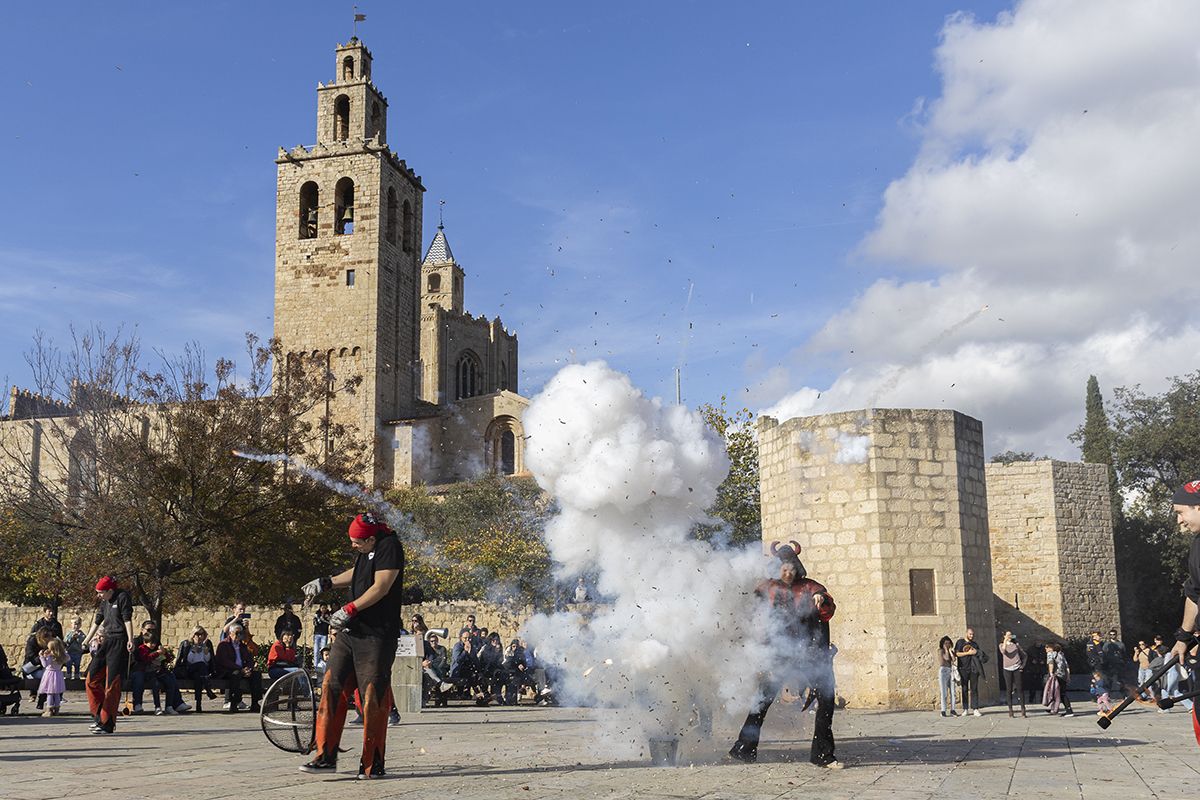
[
  {"x1": 762, "y1": 0, "x2": 1200, "y2": 457},
  {"x1": 521, "y1": 362, "x2": 789, "y2": 758}
]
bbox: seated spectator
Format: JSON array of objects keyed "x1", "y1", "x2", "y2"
[
  {"x1": 449, "y1": 629, "x2": 484, "y2": 700},
  {"x1": 274, "y1": 603, "x2": 302, "y2": 642},
  {"x1": 214, "y1": 623, "x2": 262, "y2": 713},
  {"x1": 502, "y1": 639, "x2": 533, "y2": 705},
  {"x1": 175, "y1": 626, "x2": 217, "y2": 711},
  {"x1": 268, "y1": 630, "x2": 303, "y2": 682},
  {"x1": 64, "y1": 616, "x2": 86, "y2": 680},
  {"x1": 0, "y1": 644, "x2": 22, "y2": 715},
  {"x1": 31, "y1": 605, "x2": 64, "y2": 640},
  {"x1": 421, "y1": 632, "x2": 451, "y2": 708},
  {"x1": 21, "y1": 629, "x2": 53, "y2": 709},
  {"x1": 478, "y1": 633, "x2": 505, "y2": 704},
  {"x1": 132, "y1": 620, "x2": 190, "y2": 715}
]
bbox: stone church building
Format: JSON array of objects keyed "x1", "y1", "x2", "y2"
[
  {"x1": 2, "y1": 38, "x2": 527, "y2": 489},
  {"x1": 273, "y1": 38, "x2": 526, "y2": 487}
]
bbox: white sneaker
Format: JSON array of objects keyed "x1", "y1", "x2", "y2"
[
  {"x1": 820, "y1": 760, "x2": 844, "y2": 770},
  {"x1": 439, "y1": 682, "x2": 455, "y2": 692},
  {"x1": 163, "y1": 706, "x2": 177, "y2": 715},
  {"x1": 972, "y1": 709, "x2": 981, "y2": 717},
  {"x1": 174, "y1": 702, "x2": 191, "y2": 713},
  {"x1": 238, "y1": 701, "x2": 249, "y2": 710},
  {"x1": 222, "y1": 702, "x2": 232, "y2": 710},
  {"x1": 154, "y1": 707, "x2": 164, "y2": 716}
]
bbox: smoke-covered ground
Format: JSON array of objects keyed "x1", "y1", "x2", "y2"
[{"x1": 521, "y1": 361, "x2": 814, "y2": 763}]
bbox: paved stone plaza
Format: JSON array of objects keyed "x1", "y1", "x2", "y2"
[{"x1": 1, "y1": 701, "x2": 1195, "y2": 799}]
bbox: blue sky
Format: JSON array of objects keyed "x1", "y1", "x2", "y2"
[{"x1": 6, "y1": 1, "x2": 1191, "y2": 458}]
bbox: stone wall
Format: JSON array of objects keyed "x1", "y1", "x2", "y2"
[
  {"x1": 1, "y1": 599, "x2": 534, "y2": 671},
  {"x1": 987, "y1": 460, "x2": 1120, "y2": 642},
  {"x1": 759, "y1": 408, "x2": 998, "y2": 709}
]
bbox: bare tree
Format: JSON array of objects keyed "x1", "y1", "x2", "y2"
[{"x1": 0, "y1": 327, "x2": 366, "y2": 627}]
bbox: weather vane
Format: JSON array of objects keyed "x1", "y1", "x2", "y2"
[
  {"x1": 439, "y1": 199, "x2": 446, "y2": 230},
  {"x1": 353, "y1": 5, "x2": 366, "y2": 37}
]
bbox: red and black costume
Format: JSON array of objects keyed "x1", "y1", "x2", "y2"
[
  {"x1": 730, "y1": 542, "x2": 838, "y2": 767},
  {"x1": 311, "y1": 515, "x2": 405, "y2": 778},
  {"x1": 87, "y1": 576, "x2": 133, "y2": 733}
]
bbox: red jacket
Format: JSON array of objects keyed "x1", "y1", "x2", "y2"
[{"x1": 267, "y1": 641, "x2": 298, "y2": 669}]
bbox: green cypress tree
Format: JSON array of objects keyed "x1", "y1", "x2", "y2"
[{"x1": 1079, "y1": 375, "x2": 1122, "y2": 522}]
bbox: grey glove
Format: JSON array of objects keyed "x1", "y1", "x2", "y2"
[
  {"x1": 329, "y1": 607, "x2": 353, "y2": 631},
  {"x1": 301, "y1": 576, "x2": 332, "y2": 599}
]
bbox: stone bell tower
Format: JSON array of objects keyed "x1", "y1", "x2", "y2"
[{"x1": 273, "y1": 38, "x2": 425, "y2": 483}]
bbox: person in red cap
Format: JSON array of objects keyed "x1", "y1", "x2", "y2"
[
  {"x1": 81, "y1": 576, "x2": 134, "y2": 734},
  {"x1": 297, "y1": 512, "x2": 404, "y2": 779},
  {"x1": 729, "y1": 541, "x2": 841, "y2": 769},
  {"x1": 1169, "y1": 481, "x2": 1200, "y2": 668}
]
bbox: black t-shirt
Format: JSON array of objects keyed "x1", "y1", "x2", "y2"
[
  {"x1": 955, "y1": 638, "x2": 986, "y2": 676},
  {"x1": 349, "y1": 532, "x2": 404, "y2": 639},
  {"x1": 313, "y1": 613, "x2": 330, "y2": 636},
  {"x1": 94, "y1": 590, "x2": 133, "y2": 638}
]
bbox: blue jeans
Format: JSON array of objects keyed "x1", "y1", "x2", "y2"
[
  {"x1": 66, "y1": 652, "x2": 83, "y2": 680},
  {"x1": 938, "y1": 666, "x2": 956, "y2": 713},
  {"x1": 313, "y1": 634, "x2": 328, "y2": 667},
  {"x1": 1137, "y1": 666, "x2": 1155, "y2": 699},
  {"x1": 268, "y1": 665, "x2": 303, "y2": 682},
  {"x1": 133, "y1": 671, "x2": 184, "y2": 709}
]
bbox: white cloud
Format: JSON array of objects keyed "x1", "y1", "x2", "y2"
[{"x1": 763, "y1": 0, "x2": 1200, "y2": 458}]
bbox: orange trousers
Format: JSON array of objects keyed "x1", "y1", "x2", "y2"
[
  {"x1": 86, "y1": 636, "x2": 129, "y2": 732},
  {"x1": 314, "y1": 632, "x2": 395, "y2": 776}
]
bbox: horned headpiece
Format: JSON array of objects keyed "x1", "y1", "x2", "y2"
[{"x1": 769, "y1": 540, "x2": 807, "y2": 578}]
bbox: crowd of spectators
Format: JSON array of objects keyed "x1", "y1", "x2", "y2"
[{"x1": 1, "y1": 604, "x2": 554, "y2": 717}]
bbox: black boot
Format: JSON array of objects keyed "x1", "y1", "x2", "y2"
[{"x1": 729, "y1": 740, "x2": 757, "y2": 763}]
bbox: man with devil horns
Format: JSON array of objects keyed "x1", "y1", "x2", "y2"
[
  {"x1": 729, "y1": 540, "x2": 841, "y2": 769},
  {"x1": 298, "y1": 512, "x2": 404, "y2": 779}
]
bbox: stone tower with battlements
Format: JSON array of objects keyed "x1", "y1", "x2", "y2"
[{"x1": 273, "y1": 38, "x2": 424, "y2": 483}]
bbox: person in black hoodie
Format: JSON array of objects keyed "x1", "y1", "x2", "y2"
[{"x1": 478, "y1": 633, "x2": 505, "y2": 705}]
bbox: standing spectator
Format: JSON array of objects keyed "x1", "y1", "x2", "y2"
[
  {"x1": 1023, "y1": 642, "x2": 1047, "y2": 705},
  {"x1": 1091, "y1": 671, "x2": 1112, "y2": 714},
  {"x1": 312, "y1": 604, "x2": 331, "y2": 668},
  {"x1": 410, "y1": 614, "x2": 429, "y2": 641},
  {"x1": 274, "y1": 603, "x2": 302, "y2": 642},
  {"x1": 1086, "y1": 631, "x2": 1106, "y2": 681},
  {"x1": 1133, "y1": 640, "x2": 1156, "y2": 700},
  {"x1": 459, "y1": 615, "x2": 481, "y2": 650},
  {"x1": 214, "y1": 623, "x2": 262, "y2": 713},
  {"x1": 574, "y1": 577, "x2": 589, "y2": 604},
  {"x1": 37, "y1": 637, "x2": 67, "y2": 717},
  {"x1": 936, "y1": 636, "x2": 957, "y2": 717},
  {"x1": 268, "y1": 630, "x2": 304, "y2": 681},
  {"x1": 1103, "y1": 629, "x2": 1125, "y2": 690},
  {"x1": 175, "y1": 627, "x2": 216, "y2": 711},
  {"x1": 221, "y1": 602, "x2": 252, "y2": 642},
  {"x1": 954, "y1": 628, "x2": 987, "y2": 716},
  {"x1": 64, "y1": 617, "x2": 86, "y2": 680},
  {"x1": 1046, "y1": 642, "x2": 1074, "y2": 716},
  {"x1": 31, "y1": 606, "x2": 64, "y2": 640},
  {"x1": 999, "y1": 631, "x2": 1027, "y2": 718}
]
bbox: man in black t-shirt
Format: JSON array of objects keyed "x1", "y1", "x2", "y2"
[
  {"x1": 298, "y1": 513, "x2": 404, "y2": 780},
  {"x1": 82, "y1": 575, "x2": 134, "y2": 734}
]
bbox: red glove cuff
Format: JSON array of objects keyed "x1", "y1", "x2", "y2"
[{"x1": 342, "y1": 602, "x2": 358, "y2": 617}]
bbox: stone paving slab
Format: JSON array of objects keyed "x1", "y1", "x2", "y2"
[{"x1": 0, "y1": 701, "x2": 1195, "y2": 799}]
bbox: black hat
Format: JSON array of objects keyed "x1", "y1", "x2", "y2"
[
  {"x1": 1173, "y1": 481, "x2": 1200, "y2": 506},
  {"x1": 769, "y1": 540, "x2": 807, "y2": 579}
]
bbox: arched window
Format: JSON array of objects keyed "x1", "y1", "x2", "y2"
[
  {"x1": 402, "y1": 200, "x2": 413, "y2": 253},
  {"x1": 335, "y1": 177, "x2": 355, "y2": 235},
  {"x1": 369, "y1": 101, "x2": 382, "y2": 139},
  {"x1": 427, "y1": 273, "x2": 441, "y2": 293},
  {"x1": 485, "y1": 415, "x2": 522, "y2": 475},
  {"x1": 334, "y1": 95, "x2": 350, "y2": 141},
  {"x1": 386, "y1": 188, "x2": 397, "y2": 244},
  {"x1": 299, "y1": 181, "x2": 319, "y2": 239},
  {"x1": 455, "y1": 351, "x2": 481, "y2": 400},
  {"x1": 342, "y1": 56, "x2": 354, "y2": 81}
]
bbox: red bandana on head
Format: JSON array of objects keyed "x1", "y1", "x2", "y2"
[{"x1": 348, "y1": 513, "x2": 386, "y2": 540}]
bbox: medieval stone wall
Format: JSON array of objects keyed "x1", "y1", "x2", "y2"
[
  {"x1": 759, "y1": 408, "x2": 998, "y2": 709},
  {"x1": 1, "y1": 599, "x2": 533, "y2": 672}
]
